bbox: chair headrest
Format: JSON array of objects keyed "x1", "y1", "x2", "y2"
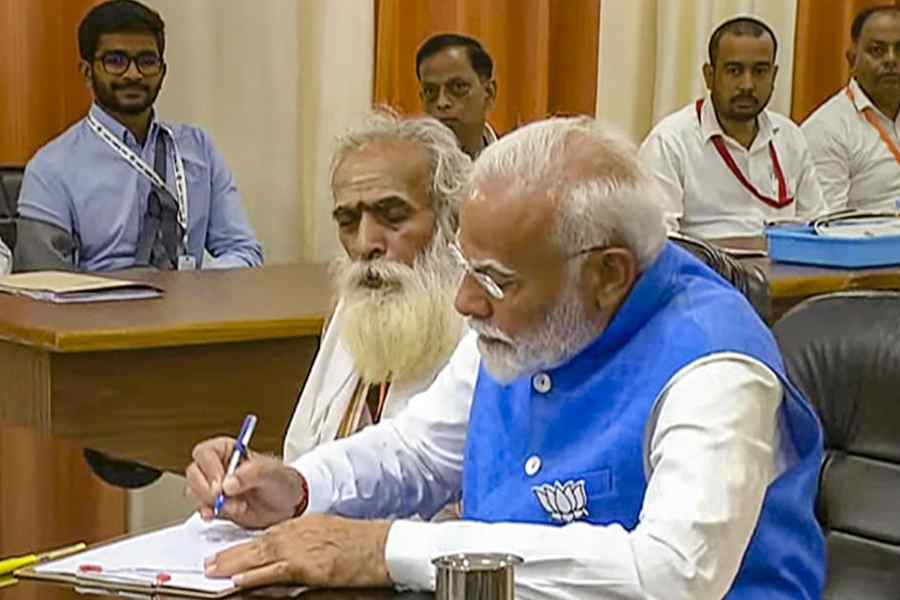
[
  {"x1": 668, "y1": 233, "x2": 772, "y2": 323},
  {"x1": 773, "y1": 291, "x2": 900, "y2": 462},
  {"x1": 0, "y1": 166, "x2": 24, "y2": 218}
]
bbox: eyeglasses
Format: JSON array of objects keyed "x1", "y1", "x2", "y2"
[
  {"x1": 449, "y1": 239, "x2": 612, "y2": 301},
  {"x1": 449, "y1": 240, "x2": 506, "y2": 300},
  {"x1": 94, "y1": 51, "x2": 164, "y2": 76}
]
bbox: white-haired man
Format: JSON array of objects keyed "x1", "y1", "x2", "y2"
[
  {"x1": 187, "y1": 117, "x2": 825, "y2": 599},
  {"x1": 184, "y1": 111, "x2": 470, "y2": 471},
  {"x1": 278, "y1": 111, "x2": 472, "y2": 463}
]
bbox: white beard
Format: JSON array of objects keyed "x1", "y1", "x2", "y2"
[
  {"x1": 469, "y1": 274, "x2": 599, "y2": 384},
  {"x1": 333, "y1": 237, "x2": 464, "y2": 385}
]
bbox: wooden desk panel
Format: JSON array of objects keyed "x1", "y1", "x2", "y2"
[
  {"x1": 0, "y1": 265, "x2": 332, "y2": 472},
  {"x1": 763, "y1": 261, "x2": 900, "y2": 300},
  {"x1": 0, "y1": 425, "x2": 125, "y2": 565},
  {"x1": 48, "y1": 337, "x2": 316, "y2": 471}
]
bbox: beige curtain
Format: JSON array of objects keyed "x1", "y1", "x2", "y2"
[
  {"x1": 597, "y1": 0, "x2": 797, "y2": 143},
  {"x1": 145, "y1": 0, "x2": 374, "y2": 264}
]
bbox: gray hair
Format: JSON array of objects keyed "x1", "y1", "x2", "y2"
[
  {"x1": 471, "y1": 117, "x2": 666, "y2": 270},
  {"x1": 330, "y1": 109, "x2": 472, "y2": 240}
]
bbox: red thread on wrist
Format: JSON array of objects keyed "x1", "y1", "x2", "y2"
[{"x1": 294, "y1": 473, "x2": 309, "y2": 517}]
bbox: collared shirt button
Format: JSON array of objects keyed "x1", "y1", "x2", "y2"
[
  {"x1": 525, "y1": 455, "x2": 542, "y2": 476},
  {"x1": 532, "y1": 372, "x2": 552, "y2": 394}
]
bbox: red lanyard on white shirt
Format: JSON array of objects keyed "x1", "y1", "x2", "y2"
[
  {"x1": 846, "y1": 85, "x2": 900, "y2": 166},
  {"x1": 694, "y1": 99, "x2": 793, "y2": 209},
  {"x1": 87, "y1": 113, "x2": 189, "y2": 249}
]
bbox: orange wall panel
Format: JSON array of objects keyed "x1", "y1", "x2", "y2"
[{"x1": 0, "y1": 0, "x2": 99, "y2": 165}]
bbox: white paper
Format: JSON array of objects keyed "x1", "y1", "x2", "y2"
[{"x1": 35, "y1": 514, "x2": 260, "y2": 594}]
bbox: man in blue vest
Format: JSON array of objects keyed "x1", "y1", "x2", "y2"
[{"x1": 187, "y1": 117, "x2": 825, "y2": 599}]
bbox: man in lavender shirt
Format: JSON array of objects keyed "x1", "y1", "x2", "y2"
[{"x1": 15, "y1": 0, "x2": 262, "y2": 272}]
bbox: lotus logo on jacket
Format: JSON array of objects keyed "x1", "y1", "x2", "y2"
[{"x1": 532, "y1": 480, "x2": 589, "y2": 523}]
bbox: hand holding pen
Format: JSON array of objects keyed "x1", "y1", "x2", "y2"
[
  {"x1": 214, "y1": 414, "x2": 258, "y2": 517},
  {"x1": 186, "y1": 415, "x2": 309, "y2": 529}
]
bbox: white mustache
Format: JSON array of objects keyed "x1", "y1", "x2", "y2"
[
  {"x1": 332, "y1": 257, "x2": 416, "y2": 292},
  {"x1": 468, "y1": 318, "x2": 515, "y2": 345}
]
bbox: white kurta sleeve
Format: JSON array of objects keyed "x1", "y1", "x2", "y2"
[
  {"x1": 289, "y1": 331, "x2": 479, "y2": 519},
  {"x1": 384, "y1": 354, "x2": 782, "y2": 600}
]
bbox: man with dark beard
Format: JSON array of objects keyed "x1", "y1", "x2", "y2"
[
  {"x1": 14, "y1": 0, "x2": 262, "y2": 272},
  {"x1": 281, "y1": 111, "x2": 472, "y2": 464},
  {"x1": 639, "y1": 16, "x2": 824, "y2": 239}
]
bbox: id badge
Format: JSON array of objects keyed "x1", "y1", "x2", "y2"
[{"x1": 177, "y1": 255, "x2": 196, "y2": 271}]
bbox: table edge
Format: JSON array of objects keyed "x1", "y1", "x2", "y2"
[{"x1": 0, "y1": 317, "x2": 324, "y2": 352}]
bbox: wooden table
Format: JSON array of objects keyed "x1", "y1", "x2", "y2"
[
  {"x1": 711, "y1": 237, "x2": 900, "y2": 318},
  {"x1": 0, "y1": 264, "x2": 333, "y2": 473}
]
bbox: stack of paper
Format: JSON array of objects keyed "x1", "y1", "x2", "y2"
[
  {"x1": 30, "y1": 514, "x2": 263, "y2": 597},
  {"x1": 0, "y1": 271, "x2": 161, "y2": 303}
]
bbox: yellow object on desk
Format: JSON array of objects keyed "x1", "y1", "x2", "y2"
[
  {"x1": 0, "y1": 542, "x2": 86, "y2": 576},
  {"x1": 0, "y1": 575, "x2": 17, "y2": 589}
]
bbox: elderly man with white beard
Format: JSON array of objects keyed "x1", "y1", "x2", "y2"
[
  {"x1": 185, "y1": 110, "x2": 471, "y2": 523},
  {"x1": 282, "y1": 111, "x2": 471, "y2": 462},
  {"x1": 186, "y1": 117, "x2": 825, "y2": 600}
]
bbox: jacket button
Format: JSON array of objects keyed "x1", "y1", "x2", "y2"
[
  {"x1": 532, "y1": 373, "x2": 552, "y2": 394},
  {"x1": 525, "y1": 455, "x2": 542, "y2": 476}
]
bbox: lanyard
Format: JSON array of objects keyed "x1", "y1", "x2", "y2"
[
  {"x1": 846, "y1": 85, "x2": 900, "y2": 166},
  {"x1": 695, "y1": 99, "x2": 792, "y2": 209},
  {"x1": 87, "y1": 113, "x2": 189, "y2": 251}
]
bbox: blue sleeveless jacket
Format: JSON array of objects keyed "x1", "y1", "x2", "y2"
[{"x1": 462, "y1": 242, "x2": 825, "y2": 599}]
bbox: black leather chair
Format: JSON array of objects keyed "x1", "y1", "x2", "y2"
[
  {"x1": 668, "y1": 233, "x2": 771, "y2": 323},
  {"x1": 83, "y1": 448, "x2": 163, "y2": 489},
  {"x1": 773, "y1": 291, "x2": 900, "y2": 599},
  {"x1": 0, "y1": 166, "x2": 24, "y2": 251}
]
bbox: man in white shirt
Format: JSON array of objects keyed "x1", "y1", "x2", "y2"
[
  {"x1": 802, "y1": 6, "x2": 900, "y2": 211},
  {"x1": 283, "y1": 111, "x2": 470, "y2": 461},
  {"x1": 417, "y1": 34, "x2": 499, "y2": 159},
  {"x1": 640, "y1": 16, "x2": 824, "y2": 238},
  {"x1": 186, "y1": 117, "x2": 825, "y2": 599}
]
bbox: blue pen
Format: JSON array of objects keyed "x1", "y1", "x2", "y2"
[{"x1": 213, "y1": 414, "x2": 258, "y2": 517}]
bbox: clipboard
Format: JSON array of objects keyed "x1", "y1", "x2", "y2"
[
  {"x1": 14, "y1": 515, "x2": 258, "y2": 598},
  {"x1": 15, "y1": 564, "x2": 236, "y2": 598}
]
